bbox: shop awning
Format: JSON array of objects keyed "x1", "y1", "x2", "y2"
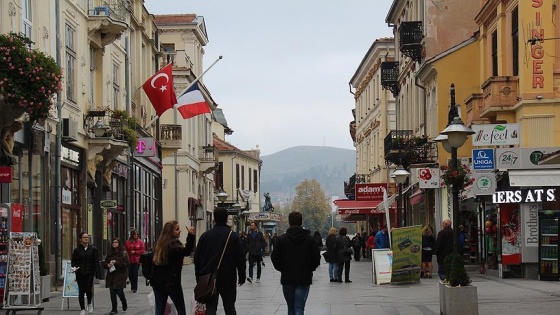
[
  {"x1": 409, "y1": 190, "x2": 424, "y2": 205},
  {"x1": 334, "y1": 199, "x2": 384, "y2": 215},
  {"x1": 509, "y1": 169, "x2": 560, "y2": 187}
]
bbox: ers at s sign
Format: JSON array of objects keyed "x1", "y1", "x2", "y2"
[{"x1": 492, "y1": 188, "x2": 556, "y2": 204}]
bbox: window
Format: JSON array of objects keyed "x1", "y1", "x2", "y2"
[
  {"x1": 241, "y1": 165, "x2": 245, "y2": 190},
  {"x1": 22, "y1": 0, "x2": 32, "y2": 40},
  {"x1": 113, "y1": 63, "x2": 119, "y2": 109},
  {"x1": 90, "y1": 47, "x2": 96, "y2": 107},
  {"x1": 248, "y1": 168, "x2": 252, "y2": 191},
  {"x1": 65, "y1": 24, "x2": 76, "y2": 102},
  {"x1": 253, "y1": 169, "x2": 258, "y2": 193},
  {"x1": 491, "y1": 31, "x2": 498, "y2": 76},
  {"x1": 511, "y1": 7, "x2": 519, "y2": 76},
  {"x1": 236, "y1": 164, "x2": 240, "y2": 189}
]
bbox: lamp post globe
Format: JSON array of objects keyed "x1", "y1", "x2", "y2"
[
  {"x1": 434, "y1": 134, "x2": 452, "y2": 153},
  {"x1": 391, "y1": 165, "x2": 410, "y2": 184},
  {"x1": 216, "y1": 189, "x2": 228, "y2": 203},
  {"x1": 440, "y1": 116, "x2": 475, "y2": 148}
]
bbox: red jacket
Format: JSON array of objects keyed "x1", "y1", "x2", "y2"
[
  {"x1": 125, "y1": 239, "x2": 145, "y2": 264},
  {"x1": 367, "y1": 235, "x2": 375, "y2": 249}
]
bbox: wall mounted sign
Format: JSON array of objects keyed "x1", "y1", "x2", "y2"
[
  {"x1": 355, "y1": 183, "x2": 388, "y2": 201},
  {"x1": 134, "y1": 137, "x2": 157, "y2": 157},
  {"x1": 495, "y1": 147, "x2": 560, "y2": 169},
  {"x1": 492, "y1": 188, "x2": 556, "y2": 204},
  {"x1": 0, "y1": 167, "x2": 13, "y2": 183},
  {"x1": 472, "y1": 173, "x2": 496, "y2": 195},
  {"x1": 471, "y1": 124, "x2": 519, "y2": 146},
  {"x1": 418, "y1": 168, "x2": 440, "y2": 189},
  {"x1": 472, "y1": 149, "x2": 495, "y2": 170}
]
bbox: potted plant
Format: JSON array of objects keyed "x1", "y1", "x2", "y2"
[
  {"x1": 441, "y1": 164, "x2": 474, "y2": 191},
  {"x1": 109, "y1": 109, "x2": 138, "y2": 147},
  {"x1": 439, "y1": 253, "x2": 478, "y2": 314},
  {"x1": 0, "y1": 33, "x2": 62, "y2": 123}
]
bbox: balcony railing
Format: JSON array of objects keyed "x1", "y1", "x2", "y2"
[
  {"x1": 83, "y1": 109, "x2": 138, "y2": 148},
  {"x1": 160, "y1": 124, "x2": 182, "y2": 149},
  {"x1": 381, "y1": 61, "x2": 400, "y2": 97},
  {"x1": 88, "y1": 0, "x2": 129, "y2": 46},
  {"x1": 384, "y1": 131, "x2": 436, "y2": 167},
  {"x1": 480, "y1": 76, "x2": 519, "y2": 120},
  {"x1": 200, "y1": 145, "x2": 217, "y2": 174},
  {"x1": 399, "y1": 21, "x2": 423, "y2": 62}
]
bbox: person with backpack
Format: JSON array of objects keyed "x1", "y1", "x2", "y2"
[
  {"x1": 103, "y1": 238, "x2": 129, "y2": 315},
  {"x1": 151, "y1": 221, "x2": 196, "y2": 315},
  {"x1": 124, "y1": 230, "x2": 145, "y2": 293},
  {"x1": 71, "y1": 232, "x2": 100, "y2": 315}
]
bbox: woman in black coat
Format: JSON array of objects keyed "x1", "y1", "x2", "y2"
[
  {"x1": 151, "y1": 220, "x2": 196, "y2": 315},
  {"x1": 421, "y1": 225, "x2": 435, "y2": 279},
  {"x1": 71, "y1": 232, "x2": 99, "y2": 315},
  {"x1": 324, "y1": 227, "x2": 339, "y2": 282},
  {"x1": 336, "y1": 227, "x2": 352, "y2": 283},
  {"x1": 103, "y1": 238, "x2": 129, "y2": 314}
]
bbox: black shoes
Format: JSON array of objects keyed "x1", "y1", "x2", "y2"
[
  {"x1": 246, "y1": 277, "x2": 252, "y2": 283},
  {"x1": 110, "y1": 310, "x2": 118, "y2": 315},
  {"x1": 345, "y1": 280, "x2": 352, "y2": 283},
  {"x1": 337, "y1": 279, "x2": 343, "y2": 283},
  {"x1": 131, "y1": 289, "x2": 137, "y2": 293},
  {"x1": 122, "y1": 301, "x2": 128, "y2": 311},
  {"x1": 330, "y1": 279, "x2": 336, "y2": 282}
]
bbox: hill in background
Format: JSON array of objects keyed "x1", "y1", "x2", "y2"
[{"x1": 260, "y1": 146, "x2": 355, "y2": 207}]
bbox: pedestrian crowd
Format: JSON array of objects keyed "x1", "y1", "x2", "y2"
[{"x1": 70, "y1": 211, "x2": 459, "y2": 315}]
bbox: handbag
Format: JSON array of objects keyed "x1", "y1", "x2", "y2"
[{"x1": 194, "y1": 230, "x2": 232, "y2": 304}]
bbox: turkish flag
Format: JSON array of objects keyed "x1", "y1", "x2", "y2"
[{"x1": 142, "y1": 64, "x2": 178, "y2": 117}]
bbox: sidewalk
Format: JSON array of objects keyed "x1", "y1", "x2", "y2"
[{"x1": 25, "y1": 256, "x2": 560, "y2": 315}]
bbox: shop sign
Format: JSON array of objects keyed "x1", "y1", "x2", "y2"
[
  {"x1": 355, "y1": 183, "x2": 387, "y2": 201},
  {"x1": 495, "y1": 147, "x2": 560, "y2": 169},
  {"x1": 492, "y1": 188, "x2": 556, "y2": 204},
  {"x1": 472, "y1": 173, "x2": 496, "y2": 195},
  {"x1": 471, "y1": 124, "x2": 519, "y2": 146},
  {"x1": 417, "y1": 168, "x2": 440, "y2": 189},
  {"x1": 100, "y1": 200, "x2": 117, "y2": 209},
  {"x1": 248, "y1": 212, "x2": 281, "y2": 222},
  {"x1": 521, "y1": 203, "x2": 539, "y2": 263},
  {"x1": 134, "y1": 137, "x2": 157, "y2": 157},
  {"x1": 0, "y1": 167, "x2": 13, "y2": 183},
  {"x1": 61, "y1": 146, "x2": 80, "y2": 167},
  {"x1": 472, "y1": 149, "x2": 494, "y2": 170}
]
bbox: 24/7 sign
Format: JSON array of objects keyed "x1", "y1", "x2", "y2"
[{"x1": 472, "y1": 149, "x2": 494, "y2": 170}]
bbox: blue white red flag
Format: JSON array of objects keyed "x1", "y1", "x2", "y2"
[{"x1": 174, "y1": 82, "x2": 210, "y2": 119}]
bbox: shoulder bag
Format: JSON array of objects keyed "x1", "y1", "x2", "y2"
[{"x1": 194, "y1": 230, "x2": 232, "y2": 304}]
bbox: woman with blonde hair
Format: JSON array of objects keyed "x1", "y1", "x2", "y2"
[
  {"x1": 151, "y1": 220, "x2": 196, "y2": 315},
  {"x1": 421, "y1": 225, "x2": 435, "y2": 278},
  {"x1": 324, "y1": 227, "x2": 339, "y2": 282}
]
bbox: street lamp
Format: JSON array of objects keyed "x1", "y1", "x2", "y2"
[
  {"x1": 91, "y1": 119, "x2": 110, "y2": 137},
  {"x1": 216, "y1": 189, "x2": 228, "y2": 203},
  {"x1": 391, "y1": 164, "x2": 410, "y2": 227},
  {"x1": 437, "y1": 84, "x2": 475, "y2": 255}
]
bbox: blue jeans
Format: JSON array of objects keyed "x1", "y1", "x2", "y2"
[
  {"x1": 282, "y1": 285, "x2": 310, "y2": 315},
  {"x1": 328, "y1": 263, "x2": 339, "y2": 280}
]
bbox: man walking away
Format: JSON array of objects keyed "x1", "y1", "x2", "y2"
[
  {"x1": 374, "y1": 225, "x2": 389, "y2": 249},
  {"x1": 271, "y1": 211, "x2": 321, "y2": 315},
  {"x1": 435, "y1": 219, "x2": 454, "y2": 281},
  {"x1": 245, "y1": 221, "x2": 266, "y2": 283},
  {"x1": 195, "y1": 208, "x2": 246, "y2": 315}
]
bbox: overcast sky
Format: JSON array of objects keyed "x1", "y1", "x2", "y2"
[{"x1": 144, "y1": 0, "x2": 394, "y2": 156}]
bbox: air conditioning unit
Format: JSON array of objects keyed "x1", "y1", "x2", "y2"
[{"x1": 62, "y1": 118, "x2": 78, "y2": 142}]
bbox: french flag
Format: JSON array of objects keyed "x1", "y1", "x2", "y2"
[{"x1": 174, "y1": 82, "x2": 211, "y2": 119}]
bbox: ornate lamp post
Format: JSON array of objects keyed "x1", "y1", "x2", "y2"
[
  {"x1": 436, "y1": 84, "x2": 475, "y2": 255},
  {"x1": 391, "y1": 165, "x2": 410, "y2": 227}
]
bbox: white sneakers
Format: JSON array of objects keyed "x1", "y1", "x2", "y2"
[
  {"x1": 88, "y1": 304, "x2": 94, "y2": 314},
  {"x1": 80, "y1": 310, "x2": 86, "y2": 315},
  {"x1": 256, "y1": 278, "x2": 260, "y2": 283}
]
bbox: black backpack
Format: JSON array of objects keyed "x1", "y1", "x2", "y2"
[{"x1": 140, "y1": 250, "x2": 154, "y2": 285}]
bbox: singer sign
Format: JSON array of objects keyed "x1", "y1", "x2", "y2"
[
  {"x1": 0, "y1": 167, "x2": 12, "y2": 183},
  {"x1": 355, "y1": 183, "x2": 387, "y2": 201}
]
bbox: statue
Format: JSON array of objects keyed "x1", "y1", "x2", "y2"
[
  {"x1": 102, "y1": 161, "x2": 117, "y2": 192},
  {"x1": 262, "y1": 192, "x2": 274, "y2": 212},
  {"x1": 0, "y1": 120, "x2": 24, "y2": 166},
  {"x1": 86, "y1": 154, "x2": 103, "y2": 187}
]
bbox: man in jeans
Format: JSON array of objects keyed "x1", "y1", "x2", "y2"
[
  {"x1": 271, "y1": 211, "x2": 321, "y2": 315},
  {"x1": 245, "y1": 222, "x2": 266, "y2": 283}
]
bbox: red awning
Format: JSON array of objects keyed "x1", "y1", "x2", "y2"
[
  {"x1": 409, "y1": 190, "x2": 424, "y2": 205},
  {"x1": 333, "y1": 199, "x2": 384, "y2": 215}
]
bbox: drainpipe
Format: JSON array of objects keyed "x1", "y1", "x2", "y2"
[
  {"x1": 54, "y1": 0, "x2": 63, "y2": 281},
  {"x1": 125, "y1": 36, "x2": 132, "y2": 232}
]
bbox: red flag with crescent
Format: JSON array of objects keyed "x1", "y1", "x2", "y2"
[{"x1": 142, "y1": 64, "x2": 177, "y2": 117}]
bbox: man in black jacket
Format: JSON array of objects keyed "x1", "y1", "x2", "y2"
[
  {"x1": 271, "y1": 211, "x2": 320, "y2": 315},
  {"x1": 195, "y1": 208, "x2": 246, "y2": 315},
  {"x1": 245, "y1": 221, "x2": 266, "y2": 283},
  {"x1": 435, "y1": 218, "x2": 454, "y2": 280}
]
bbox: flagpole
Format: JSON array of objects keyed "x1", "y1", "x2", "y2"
[{"x1": 145, "y1": 55, "x2": 223, "y2": 128}]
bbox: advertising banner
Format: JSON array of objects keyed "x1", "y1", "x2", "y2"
[
  {"x1": 355, "y1": 183, "x2": 388, "y2": 201},
  {"x1": 472, "y1": 173, "x2": 496, "y2": 195},
  {"x1": 501, "y1": 204, "x2": 521, "y2": 265},
  {"x1": 390, "y1": 226, "x2": 422, "y2": 283},
  {"x1": 471, "y1": 123, "x2": 519, "y2": 146},
  {"x1": 372, "y1": 249, "x2": 392, "y2": 285},
  {"x1": 495, "y1": 147, "x2": 560, "y2": 169},
  {"x1": 418, "y1": 168, "x2": 441, "y2": 189}
]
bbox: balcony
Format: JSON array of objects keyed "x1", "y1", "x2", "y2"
[
  {"x1": 480, "y1": 76, "x2": 519, "y2": 121},
  {"x1": 399, "y1": 21, "x2": 423, "y2": 62},
  {"x1": 384, "y1": 131, "x2": 436, "y2": 167},
  {"x1": 160, "y1": 124, "x2": 182, "y2": 149},
  {"x1": 381, "y1": 61, "x2": 400, "y2": 97},
  {"x1": 465, "y1": 93, "x2": 486, "y2": 124},
  {"x1": 88, "y1": 0, "x2": 129, "y2": 47},
  {"x1": 200, "y1": 145, "x2": 217, "y2": 175}
]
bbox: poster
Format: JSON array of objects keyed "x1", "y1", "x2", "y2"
[
  {"x1": 390, "y1": 226, "x2": 422, "y2": 283},
  {"x1": 501, "y1": 203, "x2": 521, "y2": 265},
  {"x1": 372, "y1": 249, "x2": 392, "y2": 285},
  {"x1": 4, "y1": 231, "x2": 40, "y2": 304},
  {"x1": 62, "y1": 261, "x2": 78, "y2": 297}
]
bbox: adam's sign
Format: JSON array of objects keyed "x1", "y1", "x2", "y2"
[
  {"x1": 355, "y1": 183, "x2": 387, "y2": 201},
  {"x1": 492, "y1": 188, "x2": 556, "y2": 204}
]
